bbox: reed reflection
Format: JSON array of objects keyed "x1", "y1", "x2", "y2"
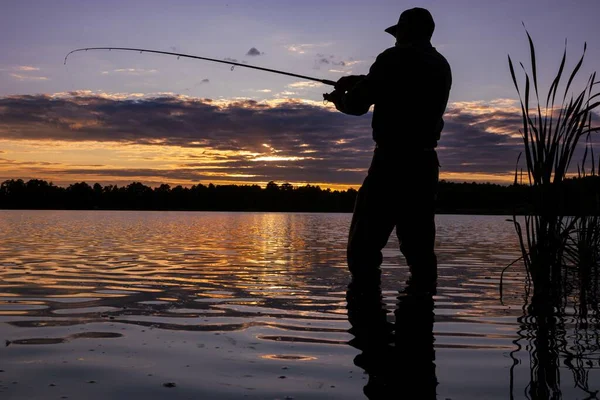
[
  {"x1": 510, "y1": 286, "x2": 600, "y2": 399},
  {"x1": 347, "y1": 276, "x2": 437, "y2": 399}
]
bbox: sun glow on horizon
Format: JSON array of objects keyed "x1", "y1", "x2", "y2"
[{"x1": 0, "y1": 91, "x2": 537, "y2": 190}]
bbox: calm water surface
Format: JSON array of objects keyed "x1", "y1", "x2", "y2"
[{"x1": 0, "y1": 211, "x2": 598, "y2": 399}]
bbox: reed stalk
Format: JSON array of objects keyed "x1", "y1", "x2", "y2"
[{"x1": 508, "y1": 30, "x2": 600, "y2": 313}]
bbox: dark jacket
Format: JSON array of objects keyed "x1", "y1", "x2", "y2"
[{"x1": 337, "y1": 42, "x2": 452, "y2": 150}]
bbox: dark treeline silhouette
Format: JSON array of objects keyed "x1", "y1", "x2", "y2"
[
  {"x1": 1, "y1": 177, "x2": 599, "y2": 214},
  {"x1": 0, "y1": 179, "x2": 355, "y2": 212}
]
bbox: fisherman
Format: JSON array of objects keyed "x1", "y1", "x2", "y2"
[{"x1": 326, "y1": 8, "x2": 452, "y2": 287}]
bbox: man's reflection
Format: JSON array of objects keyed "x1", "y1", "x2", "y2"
[{"x1": 347, "y1": 276, "x2": 437, "y2": 399}]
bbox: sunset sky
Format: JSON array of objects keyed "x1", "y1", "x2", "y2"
[{"x1": 1, "y1": 0, "x2": 600, "y2": 189}]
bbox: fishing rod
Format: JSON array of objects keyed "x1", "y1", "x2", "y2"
[{"x1": 64, "y1": 47, "x2": 337, "y2": 87}]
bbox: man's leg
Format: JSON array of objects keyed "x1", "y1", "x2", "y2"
[
  {"x1": 347, "y1": 172, "x2": 396, "y2": 284},
  {"x1": 396, "y1": 153, "x2": 439, "y2": 285},
  {"x1": 397, "y1": 207, "x2": 437, "y2": 282}
]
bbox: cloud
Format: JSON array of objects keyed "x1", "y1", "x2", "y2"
[
  {"x1": 315, "y1": 55, "x2": 346, "y2": 66},
  {"x1": 313, "y1": 54, "x2": 361, "y2": 70},
  {"x1": 0, "y1": 92, "x2": 373, "y2": 185},
  {"x1": 0, "y1": 93, "x2": 586, "y2": 185},
  {"x1": 49, "y1": 90, "x2": 147, "y2": 100},
  {"x1": 438, "y1": 99, "x2": 525, "y2": 175},
  {"x1": 184, "y1": 79, "x2": 210, "y2": 91},
  {"x1": 286, "y1": 81, "x2": 323, "y2": 89},
  {"x1": 16, "y1": 66, "x2": 40, "y2": 71},
  {"x1": 246, "y1": 47, "x2": 262, "y2": 57},
  {"x1": 286, "y1": 43, "x2": 333, "y2": 54},
  {"x1": 0, "y1": 157, "x2": 64, "y2": 167},
  {"x1": 101, "y1": 68, "x2": 158, "y2": 75},
  {"x1": 10, "y1": 73, "x2": 48, "y2": 81},
  {"x1": 0, "y1": 94, "x2": 354, "y2": 154},
  {"x1": 329, "y1": 69, "x2": 349, "y2": 74},
  {"x1": 242, "y1": 89, "x2": 272, "y2": 94}
]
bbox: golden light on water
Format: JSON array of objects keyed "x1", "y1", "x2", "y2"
[{"x1": 261, "y1": 354, "x2": 318, "y2": 361}]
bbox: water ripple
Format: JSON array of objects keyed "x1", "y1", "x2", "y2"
[{"x1": 0, "y1": 211, "x2": 597, "y2": 399}]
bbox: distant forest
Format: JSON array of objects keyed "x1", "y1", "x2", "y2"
[{"x1": 1, "y1": 178, "x2": 599, "y2": 214}]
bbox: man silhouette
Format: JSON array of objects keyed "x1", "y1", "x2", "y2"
[{"x1": 327, "y1": 8, "x2": 452, "y2": 286}]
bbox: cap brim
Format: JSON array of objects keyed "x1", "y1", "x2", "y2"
[{"x1": 384, "y1": 24, "x2": 397, "y2": 36}]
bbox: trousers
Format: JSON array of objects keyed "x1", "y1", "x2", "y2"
[{"x1": 347, "y1": 146, "x2": 439, "y2": 282}]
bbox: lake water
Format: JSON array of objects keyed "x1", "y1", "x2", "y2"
[{"x1": 0, "y1": 211, "x2": 598, "y2": 399}]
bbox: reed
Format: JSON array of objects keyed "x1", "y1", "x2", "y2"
[
  {"x1": 508, "y1": 30, "x2": 600, "y2": 313},
  {"x1": 564, "y1": 143, "x2": 600, "y2": 318}
]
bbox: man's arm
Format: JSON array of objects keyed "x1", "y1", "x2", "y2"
[{"x1": 332, "y1": 51, "x2": 388, "y2": 116}]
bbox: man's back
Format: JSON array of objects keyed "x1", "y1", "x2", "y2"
[
  {"x1": 339, "y1": 43, "x2": 452, "y2": 151},
  {"x1": 369, "y1": 44, "x2": 452, "y2": 149}
]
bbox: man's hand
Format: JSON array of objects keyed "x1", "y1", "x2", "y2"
[
  {"x1": 324, "y1": 75, "x2": 364, "y2": 106},
  {"x1": 323, "y1": 89, "x2": 344, "y2": 105},
  {"x1": 334, "y1": 75, "x2": 365, "y2": 91},
  {"x1": 323, "y1": 89, "x2": 348, "y2": 113}
]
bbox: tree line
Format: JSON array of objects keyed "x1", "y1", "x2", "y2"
[{"x1": 0, "y1": 178, "x2": 598, "y2": 214}]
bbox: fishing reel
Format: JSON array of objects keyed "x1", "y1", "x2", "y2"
[
  {"x1": 323, "y1": 75, "x2": 364, "y2": 104},
  {"x1": 323, "y1": 89, "x2": 343, "y2": 104}
]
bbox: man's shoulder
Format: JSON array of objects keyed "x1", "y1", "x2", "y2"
[
  {"x1": 431, "y1": 48, "x2": 449, "y2": 62},
  {"x1": 371, "y1": 45, "x2": 451, "y2": 75},
  {"x1": 380, "y1": 46, "x2": 399, "y2": 55},
  {"x1": 430, "y1": 48, "x2": 452, "y2": 72},
  {"x1": 370, "y1": 47, "x2": 403, "y2": 71},
  {"x1": 373, "y1": 46, "x2": 399, "y2": 61},
  {"x1": 375, "y1": 45, "x2": 437, "y2": 62}
]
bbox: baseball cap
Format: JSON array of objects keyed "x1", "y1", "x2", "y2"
[{"x1": 385, "y1": 8, "x2": 435, "y2": 39}]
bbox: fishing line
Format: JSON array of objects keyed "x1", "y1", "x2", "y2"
[{"x1": 64, "y1": 47, "x2": 336, "y2": 86}]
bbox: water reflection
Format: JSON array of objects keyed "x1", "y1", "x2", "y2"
[
  {"x1": 347, "y1": 276, "x2": 437, "y2": 399},
  {"x1": 2, "y1": 211, "x2": 600, "y2": 399},
  {"x1": 510, "y1": 298, "x2": 600, "y2": 399}
]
